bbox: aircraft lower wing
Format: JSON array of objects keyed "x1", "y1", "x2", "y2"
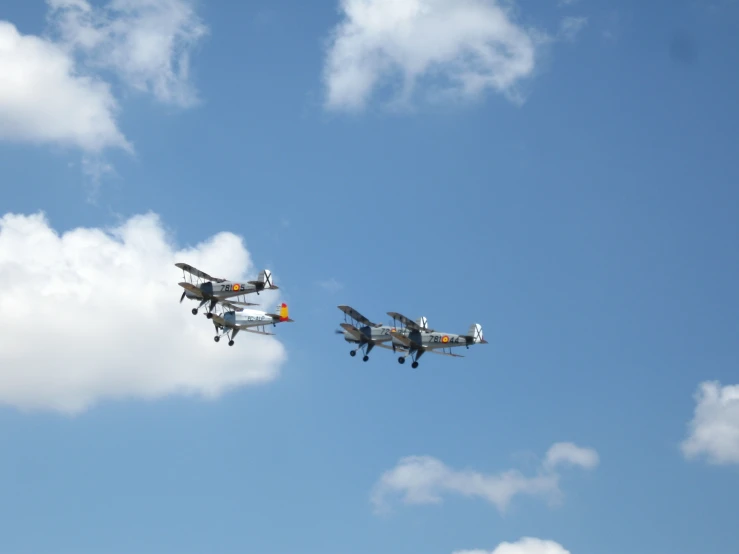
[
  {"x1": 428, "y1": 349, "x2": 464, "y2": 358},
  {"x1": 239, "y1": 328, "x2": 275, "y2": 336},
  {"x1": 179, "y1": 282, "x2": 204, "y2": 298},
  {"x1": 340, "y1": 322, "x2": 365, "y2": 341},
  {"x1": 210, "y1": 314, "x2": 229, "y2": 327},
  {"x1": 390, "y1": 332, "x2": 462, "y2": 357},
  {"x1": 374, "y1": 342, "x2": 409, "y2": 353},
  {"x1": 390, "y1": 331, "x2": 420, "y2": 349}
]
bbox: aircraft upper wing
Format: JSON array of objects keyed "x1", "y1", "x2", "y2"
[
  {"x1": 387, "y1": 312, "x2": 423, "y2": 331},
  {"x1": 338, "y1": 305, "x2": 377, "y2": 327},
  {"x1": 175, "y1": 263, "x2": 226, "y2": 283}
]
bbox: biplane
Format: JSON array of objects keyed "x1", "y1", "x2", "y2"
[
  {"x1": 336, "y1": 305, "x2": 410, "y2": 362},
  {"x1": 176, "y1": 262, "x2": 278, "y2": 316},
  {"x1": 209, "y1": 302, "x2": 294, "y2": 346},
  {"x1": 386, "y1": 311, "x2": 488, "y2": 368}
]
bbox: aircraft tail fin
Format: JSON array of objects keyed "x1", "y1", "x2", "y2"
[
  {"x1": 267, "y1": 302, "x2": 293, "y2": 322},
  {"x1": 279, "y1": 302, "x2": 293, "y2": 322},
  {"x1": 467, "y1": 323, "x2": 487, "y2": 344},
  {"x1": 250, "y1": 269, "x2": 278, "y2": 290}
]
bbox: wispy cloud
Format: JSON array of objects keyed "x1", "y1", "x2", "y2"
[
  {"x1": 371, "y1": 441, "x2": 599, "y2": 514},
  {"x1": 0, "y1": 0, "x2": 207, "y2": 188},
  {"x1": 318, "y1": 278, "x2": 344, "y2": 293},
  {"x1": 558, "y1": 16, "x2": 588, "y2": 42},
  {"x1": 47, "y1": 0, "x2": 208, "y2": 107}
]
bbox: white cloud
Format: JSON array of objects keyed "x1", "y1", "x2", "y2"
[
  {"x1": 323, "y1": 0, "x2": 541, "y2": 111},
  {"x1": 371, "y1": 441, "x2": 598, "y2": 513},
  {"x1": 558, "y1": 16, "x2": 587, "y2": 42},
  {"x1": 0, "y1": 0, "x2": 206, "y2": 164},
  {"x1": 557, "y1": 0, "x2": 579, "y2": 6},
  {"x1": 681, "y1": 381, "x2": 739, "y2": 465},
  {"x1": 47, "y1": 0, "x2": 208, "y2": 107},
  {"x1": 0, "y1": 20, "x2": 129, "y2": 153},
  {"x1": 0, "y1": 211, "x2": 287, "y2": 415},
  {"x1": 454, "y1": 537, "x2": 571, "y2": 554},
  {"x1": 544, "y1": 442, "x2": 599, "y2": 470}
]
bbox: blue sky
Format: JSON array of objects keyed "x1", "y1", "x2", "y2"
[{"x1": 1, "y1": 1, "x2": 738, "y2": 553}]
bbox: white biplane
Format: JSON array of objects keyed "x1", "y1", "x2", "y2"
[
  {"x1": 209, "y1": 302, "x2": 294, "y2": 346},
  {"x1": 386, "y1": 311, "x2": 488, "y2": 368},
  {"x1": 336, "y1": 305, "x2": 408, "y2": 362},
  {"x1": 176, "y1": 262, "x2": 278, "y2": 317}
]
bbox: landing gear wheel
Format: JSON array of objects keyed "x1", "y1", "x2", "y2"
[
  {"x1": 398, "y1": 357, "x2": 405, "y2": 364},
  {"x1": 192, "y1": 308, "x2": 198, "y2": 315},
  {"x1": 350, "y1": 350, "x2": 356, "y2": 357},
  {"x1": 206, "y1": 313, "x2": 213, "y2": 319},
  {"x1": 214, "y1": 336, "x2": 220, "y2": 342},
  {"x1": 412, "y1": 361, "x2": 419, "y2": 368},
  {"x1": 363, "y1": 355, "x2": 369, "y2": 362},
  {"x1": 228, "y1": 340, "x2": 234, "y2": 346}
]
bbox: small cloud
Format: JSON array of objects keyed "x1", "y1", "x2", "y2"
[
  {"x1": 454, "y1": 537, "x2": 571, "y2": 554},
  {"x1": 318, "y1": 278, "x2": 343, "y2": 293},
  {"x1": 558, "y1": 16, "x2": 588, "y2": 42},
  {"x1": 322, "y1": 0, "x2": 540, "y2": 112},
  {"x1": 544, "y1": 442, "x2": 600, "y2": 470},
  {"x1": 371, "y1": 441, "x2": 598, "y2": 514},
  {"x1": 557, "y1": 0, "x2": 580, "y2": 6},
  {"x1": 681, "y1": 381, "x2": 739, "y2": 465}
]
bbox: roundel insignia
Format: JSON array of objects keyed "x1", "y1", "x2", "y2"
[
  {"x1": 442, "y1": 335, "x2": 449, "y2": 343},
  {"x1": 233, "y1": 284, "x2": 240, "y2": 291}
]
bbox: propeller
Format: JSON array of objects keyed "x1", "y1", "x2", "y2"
[
  {"x1": 334, "y1": 329, "x2": 344, "y2": 334},
  {"x1": 179, "y1": 290, "x2": 186, "y2": 303}
]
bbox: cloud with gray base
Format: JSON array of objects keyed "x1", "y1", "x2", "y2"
[
  {"x1": 454, "y1": 537, "x2": 571, "y2": 554},
  {"x1": 0, "y1": 211, "x2": 286, "y2": 415},
  {"x1": 371, "y1": 441, "x2": 598, "y2": 513},
  {"x1": 682, "y1": 381, "x2": 739, "y2": 465},
  {"x1": 322, "y1": 0, "x2": 541, "y2": 111}
]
